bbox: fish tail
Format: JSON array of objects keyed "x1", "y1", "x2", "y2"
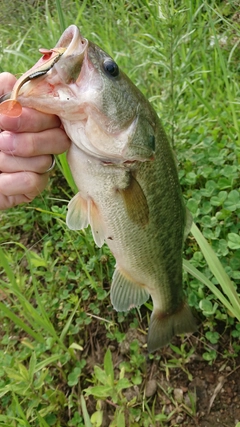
[{"x1": 147, "y1": 302, "x2": 197, "y2": 353}]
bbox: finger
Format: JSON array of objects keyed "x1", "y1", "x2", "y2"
[
  {"x1": 0, "y1": 106, "x2": 61, "y2": 133},
  {"x1": 0, "y1": 72, "x2": 16, "y2": 96},
  {"x1": 0, "y1": 152, "x2": 54, "y2": 174},
  {"x1": 0, "y1": 171, "x2": 48, "y2": 197},
  {"x1": 0, "y1": 193, "x2": 37, "y2": 210},
  {"x1": 0, "y1": 127, "x2": 70, "y2": 156}
]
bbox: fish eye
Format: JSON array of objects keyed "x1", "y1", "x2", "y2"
[{"x1": 103, "y1": 58, "x2": 119, "y2": 78}]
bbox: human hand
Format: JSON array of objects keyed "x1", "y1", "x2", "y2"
[{"x1": 0, "y1": 72, "x2": 70, "y2": 210}]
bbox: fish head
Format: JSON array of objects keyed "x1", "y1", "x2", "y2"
[{"x1": 10, "y1": 25, "x2": 156, "y2": 162}]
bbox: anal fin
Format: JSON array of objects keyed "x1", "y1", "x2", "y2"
[{"x1": 111, "y1": 266, "x2": 149, "y2": 312}]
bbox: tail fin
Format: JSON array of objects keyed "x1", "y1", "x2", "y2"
[{"x1": 147, "y1": 303, "x2": 197, "y2": 353}]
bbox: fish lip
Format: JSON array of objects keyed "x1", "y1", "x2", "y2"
[
  {"x1": 55, "y1": 25, "x2": 87, "y2": 56},
  {"x1": 55, "y1": 25, "x2": 88, "y2": 58}
]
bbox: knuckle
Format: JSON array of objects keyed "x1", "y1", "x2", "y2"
[
  {"x1": 25, "y1": 134, "x2": 37, "y2": 156},
  {"x1": 22, "y1": 171, "x2": 48, "y2": 195},
  {"x1": 13, "y1": 133, "x2": 35, "y2": 156},
  {"x1": 0, "y1": 152, "x2": 7, "y2": 170},
  {"x1": 38, "y1": 155, "x2": 53, "y2": 173}
]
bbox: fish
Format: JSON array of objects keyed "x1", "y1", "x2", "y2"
[{"x1": 1, "y1": 25, "x2": 197, "y2": 352}]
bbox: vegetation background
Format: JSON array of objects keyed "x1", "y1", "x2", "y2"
[{"x1": 0, "y1": 0, "x2": 239, "y2": 426}]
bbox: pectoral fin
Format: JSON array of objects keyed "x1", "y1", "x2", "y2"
[
  {"x1": 118, "y1": 175, "x2": 149, "y2": 227},
  {"x1": 66, "y1": 194, "x2": 105, "y2": 247},
  {"x1": 111, "y1": 266, "x2": 149, "y2": 311},
  {"x1": 66, "y1": 192, "x2": 89, "y2": 230}
]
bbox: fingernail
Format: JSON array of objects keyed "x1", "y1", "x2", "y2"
[{"x1": 0, "y1": 131, "x2": 16, "y2": 152}]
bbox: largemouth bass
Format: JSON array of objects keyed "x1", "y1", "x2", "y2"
[{"x1": 2, "y1": 25, "x2": 197, "y2": 352}]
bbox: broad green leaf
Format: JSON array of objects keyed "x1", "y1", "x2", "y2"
[
  {"x1": 84, "y1": 385, "x2": 113, "y2": 398},
  {"x1": 4, "y1": 368, "x2": 25, "y2": 382},
  {"x1": 104, "y1": 348, "x2": 114, "y2": 386},
  {"x1": 115, "y1": 377, "x2": 132, "y2": 392},
  {"x1": 67, "y1": 367, "x2": 82, "y2": 386},
  {"x1": 210, "y1": 191, "x2": 227, "y2": 206},
  {"x1": 116, "y1": 409, "x2": 125, "y2": 427},
  {"x1": 27, "y1": 251, "x2": 47, "y2": 268},
  {"x1": 94, "y1": 366, "x2": 107, "y2": 384},
  {"x1": 91, "y1": 411, "x2": 103, "y2": 427},
  {"x1": 227, "y1": 233, "x2": 240, "y2": 250},
  {"x1": 69, "y1": 342, "x2": 84, "y2": 351}
]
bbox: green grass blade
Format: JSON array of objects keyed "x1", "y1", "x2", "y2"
[
  {"x1": 0, "y1": 301, "x2": 45, "y2": 343},
  {"x1": 26, "y1": 255, "x2": 69, "y2": 351},
  {"x1": 37, "y1": 414, "x2": 51, "y2": 427},
  {"x1": 206, "y1": 3, "x2": 239, "y2": 141},
  {"x1": 55, "y1": 0, "x2": 66, "y2": 33},
  {"x1": 60, "y1": 298, "x2": 81, "y2": 341},
  {"x1": 183, "y1": 259, "x2": 239, "y2": 320},
  {"x1": 81, "y1": 394, "x2": 92, "y2": 427},
  {"x1": 0, "y1": 247, "x2": 17, "y2": 286},
  {"x1": 189, "y1": 222, "x2": 240, "y2": 318},
  {"x1": 56, "y1": 153, "x2": 78, "y2": 194},
  {"x1": 35, "y1": 355, "x2": 62, "y2": 372},
  {"x1": 186, "y1": 81, "x2": 234, "y2": 139},
  {"x1": 12, "y1": 394, "x2": 31, "y2": 427}
]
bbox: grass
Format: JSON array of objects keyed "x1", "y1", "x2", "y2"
[{"x1": 0, "y1": 0, "x2": 240, "y2": 425}]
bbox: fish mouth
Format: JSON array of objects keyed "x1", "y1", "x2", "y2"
[
  {"x1": 12, "y1": 25, "x2": 88, "y2": 99},
  {"x1": 33, "y1": 25, "x2": 88, "y2": 82},
  {"x1": 0, "y1": 25, "x2": 88, "y2": 117}
]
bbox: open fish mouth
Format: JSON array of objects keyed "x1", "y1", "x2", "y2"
[{"x1": 0, "y1": 25, "x2": 88, "y2": 116}]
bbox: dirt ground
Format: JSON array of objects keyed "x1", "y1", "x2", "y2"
[{"x1": 84, "y1": 322, "x2": 240, "y2": 427}]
